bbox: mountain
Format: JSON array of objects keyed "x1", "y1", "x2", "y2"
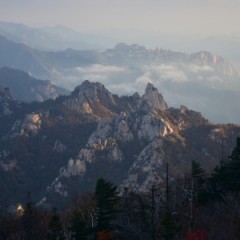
[
  {"x1": 0, "y1": 21, "x2": 99, "y2": 50},
  {"x1": 0, "y1": 34, "x2": 102, "y2": 81},
  {"x1": 0, "y1": 35, "x2": 49, "y2": 78},
  {"x1": 106, "y1": 43, "x2": 237, "y2": 76},
  {"x1": 0, "y1": 67, "x2": 69, "y2": 102},
  {"x1": 0, "y1": 36, "x2": 240, "y2": 123},
  {"x1": 0, "y1": 81, "x2": 239, "y2": 208}
]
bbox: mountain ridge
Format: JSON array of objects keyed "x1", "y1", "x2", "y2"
[
  {"x1": 0, "y1": 35, "x2": 240, "y2": 123},
  {"x1": 0, "y1": 21, "x2": 99, "y2": 50},
  {"x1": 0, "y1": 80, "x2": 239, "y2": 208},
  {"x1": 0, "y1": 67, "x2": 69, "y2": 102}
]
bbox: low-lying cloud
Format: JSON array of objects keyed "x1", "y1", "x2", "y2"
[
  {"x1": 188, "y1": 64, "x2": 214, "y2": 73},
  {"x1": 144, "y1": 65, "x2": 188, "y2": 82},
  {"x1": 74, "y1": 64, "x2": 126, "y2": 74}
]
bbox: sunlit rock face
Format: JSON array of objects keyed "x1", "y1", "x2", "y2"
[
  {"x1": 141, "y1": 83, "x2": 168, "y2": 112},
  {"x1": 62, "y1": 80, "x2": 170, "y2": 121},
  {"x1": 10, "y1": 113, "x2": 42, "y2": 137},
  {"x1": 71, "y1": 80, "x2": 117, "y2": 105},
  {"x1": 71, "y1": 101, "x2": 172, "y2": 169},
  {"x1": 63, "y1": 80, "x2": 117, "y2": 119},
  {"x1": 22, "y1": 113, "x2": 42, "y2": 134}
]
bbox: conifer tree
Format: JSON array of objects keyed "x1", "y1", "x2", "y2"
[
  {"x1": 94, "y1": 178, "x2": 119, "y2": 236},
  {"x1": 211, "y1": 137, "x2": 240, "y2": 192},
  {"x1": 192, "y1": 160, "x2": 207, "y2": 204},
  {"x1": 159, "y1": 163, "x2": 180, "y2": 240},
  {"x1": 188, "y1": 160, "x2": 206, "y2": 229}
]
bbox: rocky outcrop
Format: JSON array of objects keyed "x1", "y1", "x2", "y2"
[
  {"x1": 63, "y1": 80, "x2": 117, "y2": 119},
  {"x1": 74, "y1": 109, "x2": 172, "y2": 164},
  {"x1": 10, "y1": 113, "x2": 42, "y2": 137},
  {"x1": 122, "y1": 138, "x2": 165, "y2": 192},
  {"x1": 63, "y1": 80, "x2": 170, "y2": 121},
  {"x1": 62, "y1": 158, "x2": 86, "y2": 177},
  {"x1": 71, "y1": 80, "x2": 116, "y2": 105},
  {"x1": 141, "y1": 83, "x2": 168, "y2": 111},
  {"x1": 167, "y1": 105, "x2": 209, "y2": 130}
]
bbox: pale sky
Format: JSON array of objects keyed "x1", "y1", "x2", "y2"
[{"x1": 0, "y1": 0, "x2": 239, "y2": 35}]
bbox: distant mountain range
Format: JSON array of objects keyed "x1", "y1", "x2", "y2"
[
  {"x1": 0, "y1": 34, "x2": 240, "y2": 123},
  {"x1": 0, "y1": 81, "x2": 239, "y2": 208},
  {"x1": 1, "y1": 21, "x2": 240, "y2": 71},
  {"x1": 0, "y1": 21, "x2": 101, "y2": 50}
]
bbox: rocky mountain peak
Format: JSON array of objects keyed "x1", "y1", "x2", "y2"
[
  {"x1": 63, "y1": 80, "x2": 117, "y2": 119},
  {"x1": 72, "y1": 80, "x2": 116, "y2": 104},
  {"x1": 141, "y1": 82, "x2": 168, "y2": 111},
  {"x1": 66, "y1": 81, "x2": 169, "y2": 118}
]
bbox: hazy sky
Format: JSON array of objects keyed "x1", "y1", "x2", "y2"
[{"x1": 1, "y1": 0, "x2": 239, "y2": 35}]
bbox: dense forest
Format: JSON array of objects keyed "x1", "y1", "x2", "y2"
[{"x1": 1, "y1": 137, "x2": 240, "y2": 240}]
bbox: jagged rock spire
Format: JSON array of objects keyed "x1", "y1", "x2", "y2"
[{"x1": 141, "y1": 82, "x2": 168, "y2": 111}]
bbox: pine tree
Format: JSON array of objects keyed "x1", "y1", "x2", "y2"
[
  {"x1": 94, "y1": 178, "x2": 119, "y2": 236},
  {"x1": 211, "y1": 137, "x2": 240, "y2": 192},
  {"x1": 159, "y1": 163, "x2": 180, "y2": 240},
  {"x1": 192, "y1": 160, "x2": 207, "y2": 204},
  {"x1": 188, "y1": 161, "x2": 206, "y2": 229}
]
